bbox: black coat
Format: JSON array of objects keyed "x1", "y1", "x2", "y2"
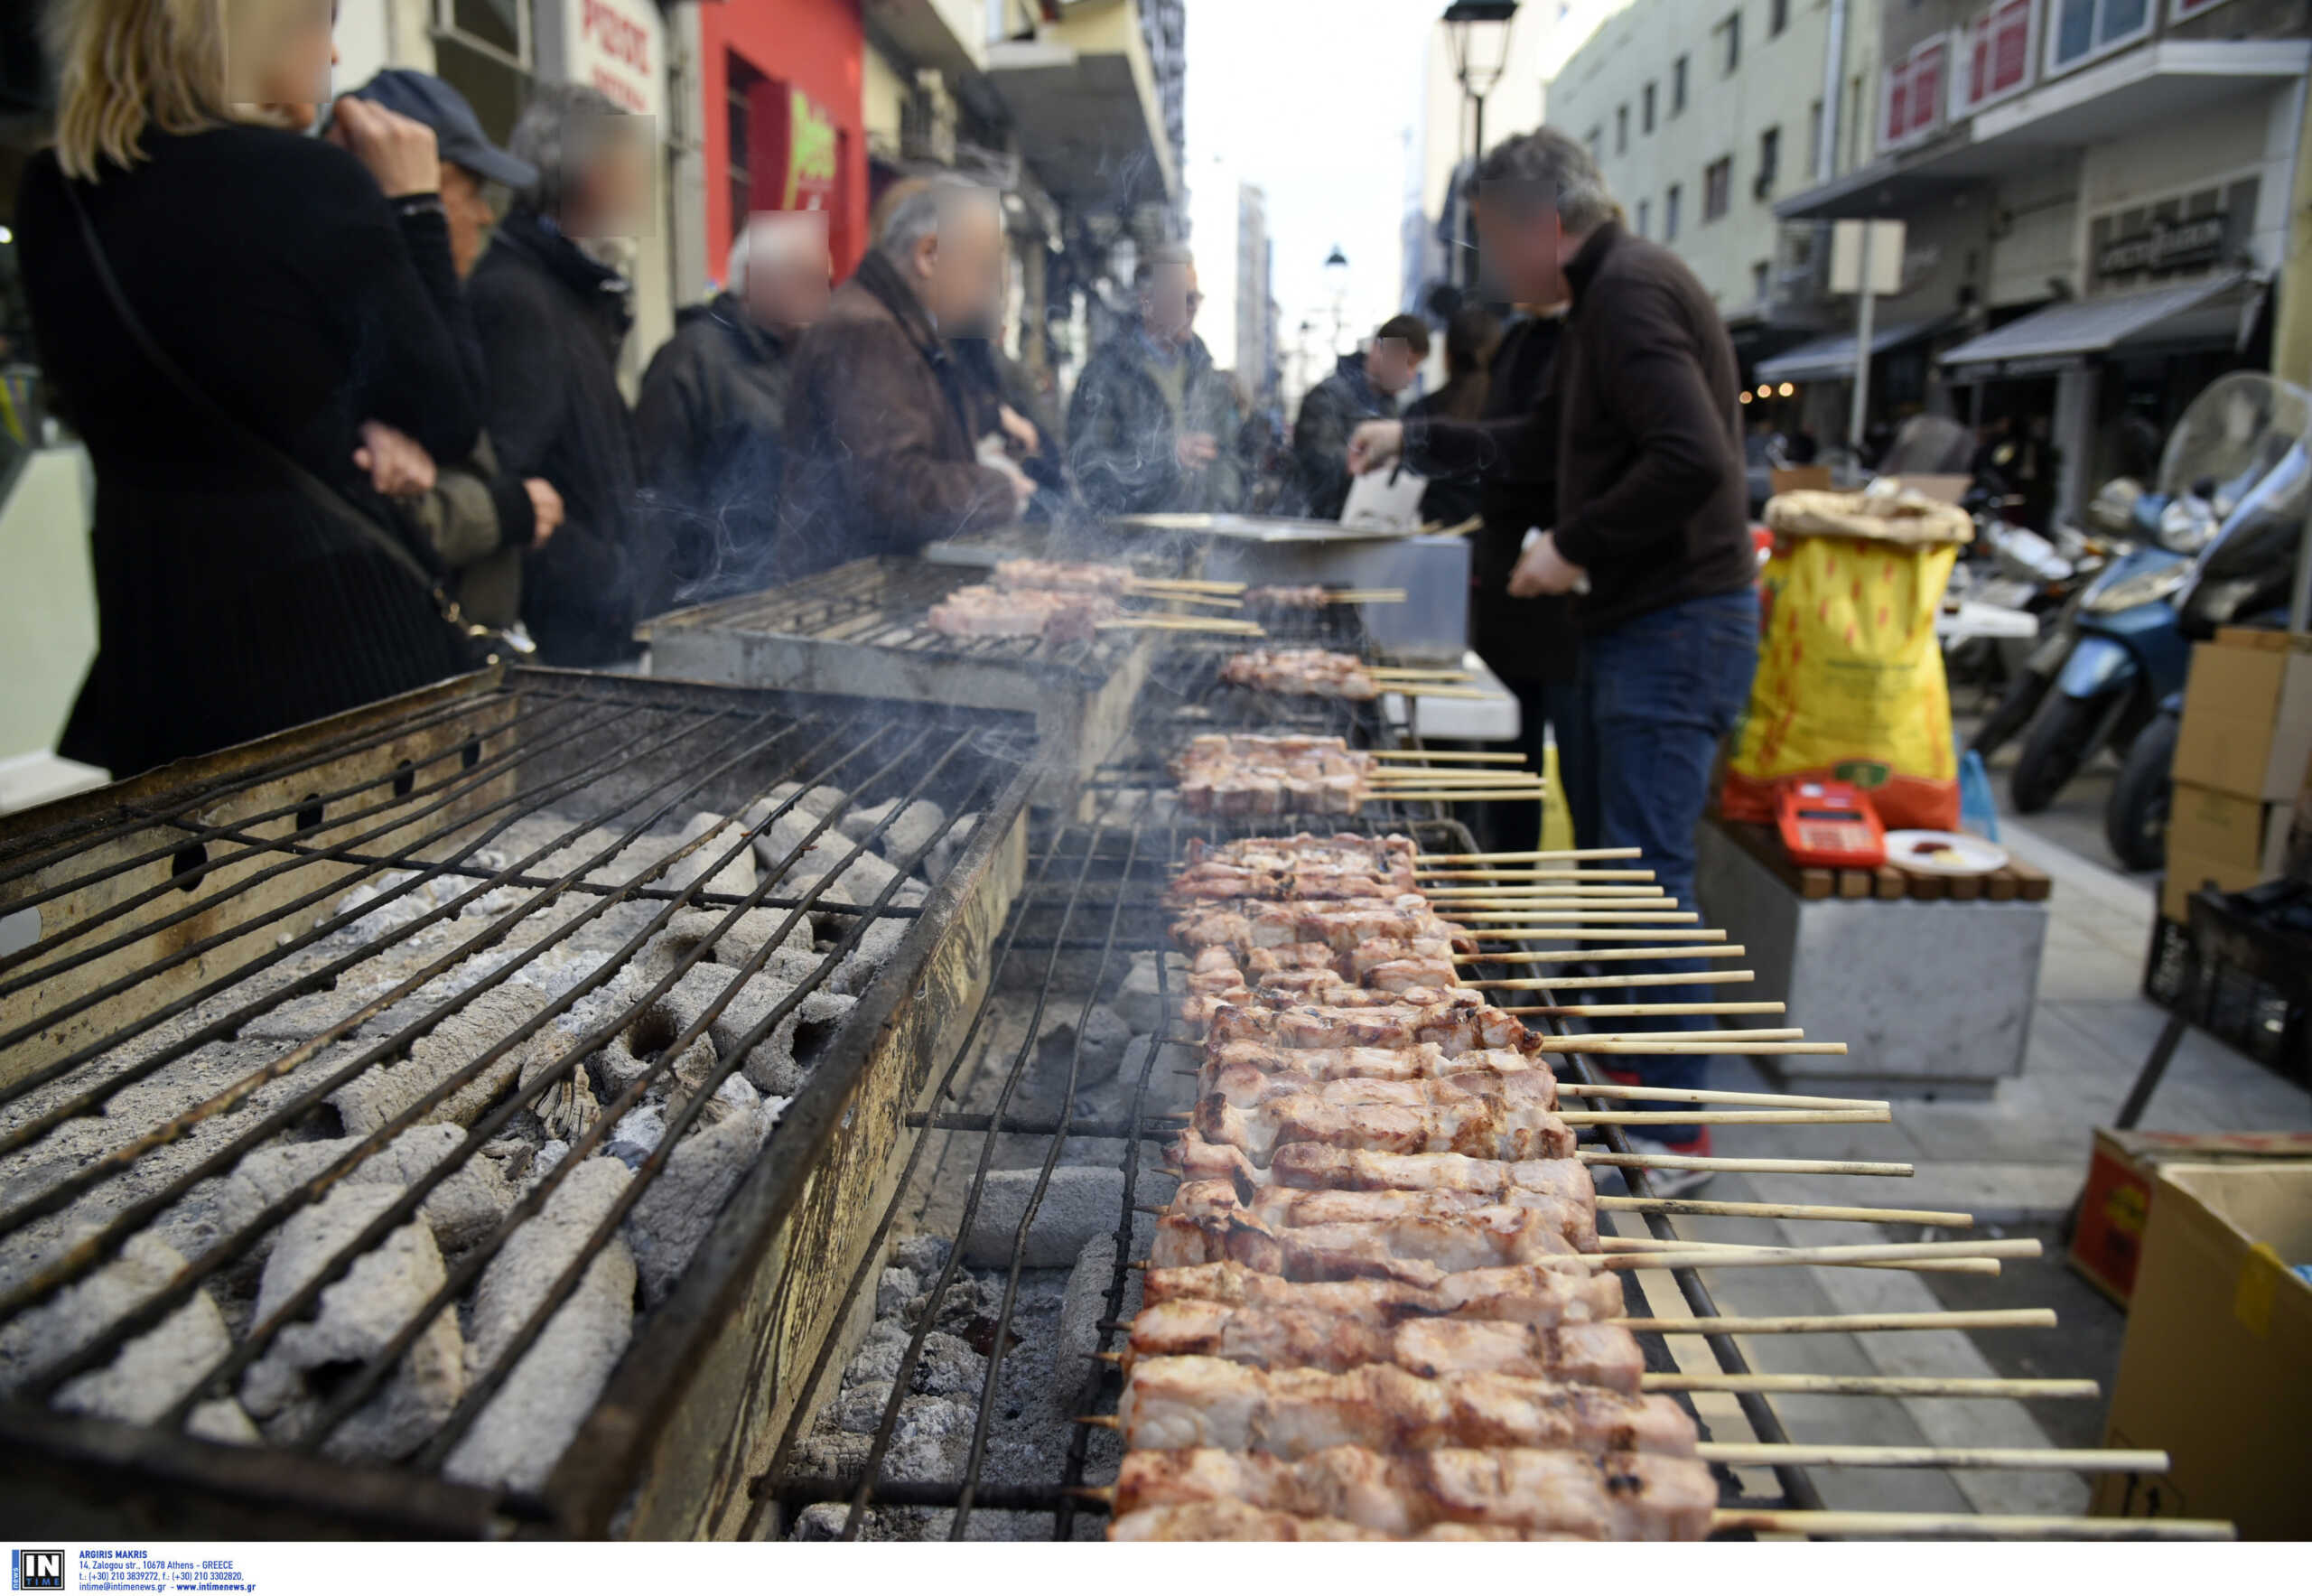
[
  {"x1": 469, "y1": 209, "x2": 657, "y2": 664},
  {"x1": 1286, "y1": 353, "x2": 1398, "y2": 519},
  {"x1": 634, "y1": 294, "x2": 794, "y2": 602},
  {"x1": 1066, "y1": 330, "x2": 1244, "y2": 515},
  {"x1": 14, "y1": 126, "x2": 478, "y2": 777}
]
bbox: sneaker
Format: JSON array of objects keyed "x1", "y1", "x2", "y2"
[{"x1": 1622, "y1": 1128, "x2": 1714, "y2": 1198}]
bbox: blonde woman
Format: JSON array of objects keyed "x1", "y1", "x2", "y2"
[{"x1": 14, "y1": 0, "x2": 482, "y2": 776}]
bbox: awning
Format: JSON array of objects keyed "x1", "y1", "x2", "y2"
[
  {"x1": 1939, "y1": 273, "x2": 2251, "y2": 378},
  {"x1": 1755, "y1": 316, "x2": 1956, "y2": 384}
]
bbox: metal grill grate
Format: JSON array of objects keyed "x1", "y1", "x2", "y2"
[{"x1": 0, "y1": 667, "x2": 1040, "y2": 1535}]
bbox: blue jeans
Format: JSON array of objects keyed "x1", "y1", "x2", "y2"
[{"x1": 1582, "y1": 589, "x2": 1760, "y2": 1144}]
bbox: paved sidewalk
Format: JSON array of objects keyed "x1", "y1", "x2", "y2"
[{"x1": 1613, "y1": 813, "x2": 2311, "y2": 1519}]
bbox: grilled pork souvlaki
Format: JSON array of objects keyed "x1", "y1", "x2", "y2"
[
  {"x1": 1117, "y1": 1297, "x2": 1642, "y2": 1391},
  {"x1": 1114, "y1": 1357, "x2": 1699, "y2": 1459},
  {"x1": 1166, "y1": 1176, "x2": 1598, "y2": 1250},
  {"x1": 1170, "y1": 1134, "x2": 1598, "y2": 1209},
  {"x1": 1140, "y1": 1259, "x2": 1625, "y2": 1327},
  {"x1": 1189, "y1": 1086, "x2": 1577, "y2": 1165},
  {"x1": 1200, "y1": 1041, "x2": 1554, "y2": 1098},
  {"x1": 1110, "y1": 1446, "x2": 1716, "y2": 1541},
  {"x1": 1149, "y1": 1208, "x2": 1584, "y2": 1287},
  {"x1": 1206, "y1": 999, "x2": 1537, "y2": 1056},
  {"x1": 1107, "y1": 1502, "x2": 1561, "y2": 1542}
]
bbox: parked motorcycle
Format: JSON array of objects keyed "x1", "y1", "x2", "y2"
[
  {"x1": 2102, "y1": 378, "x2": 2312, "y2": 868},
  {"x1": 2006, "y1": 373, "x2": 2311, "y2": 822}
]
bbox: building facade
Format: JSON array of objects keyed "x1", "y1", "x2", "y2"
[
  {"x1": 1236, "y1": 183, "x2": 1278, "y2": 405},
  {"x1": 1774, "y1": 0, "x2": 2310, "y2": 518}
]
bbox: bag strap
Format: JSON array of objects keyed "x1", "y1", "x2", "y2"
[{"x1": 61, "y1": 175, "x2": 485, "y2": 633}]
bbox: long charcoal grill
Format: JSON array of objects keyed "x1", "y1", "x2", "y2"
[
  {"x1": 641, "y1": 558, "x2": 1163, "y2": 808},
  {"x1": 0, "y1": 665, "x2": 1042, "y2": 1537}
]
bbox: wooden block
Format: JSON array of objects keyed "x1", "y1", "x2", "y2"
[
  {"x1": 1799, "y1": 866, "x2": 1835, "y2": 901},
  {"x1": 1982, "y1": 866, "x2": 2019, "y2": 902},
  {"x1": 1837, "y1": 869, "x2": 1872, "y2": 900},
  {"x1": 1905, "y1": 870, "x2": 1948, "y2": 901},
  {"x1": 1874, "y1": 864, "x2": 1906, "y2": 901},
  {"x1": 1947, "y1": 871, "x2": 1983, "y2": 902},
  {"x1": 2008, "y1": 859, "x2": 2053, "y2": 901}
]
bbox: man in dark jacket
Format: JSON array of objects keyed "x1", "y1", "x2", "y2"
[
  {"x1": 1067, "y1": 245, "x2": 1245, "y2": 516},
  {"x1": 777, "y1": 174, "x2": 1033, "y2": 578},
  {"x1": 469, "y1": 83, "x2": 657, "y2": 666},
  {"x1": 636, "y1": 212, "x2": 829, "y2": 601},
  {"x1": 1349, "y1": 129, "x2": 1756, "y2": 1181},
  {"x1": 1287, "y1": 314, "x2": 1428, "y2": 518}
]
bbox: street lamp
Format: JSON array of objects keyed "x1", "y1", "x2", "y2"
[
  {"x1": 1324, "y1": 244, "x2": 1349, "y2": 355},
  {"x1": 1442, "y1": 1, "x2": 1519, "y2": 288}
]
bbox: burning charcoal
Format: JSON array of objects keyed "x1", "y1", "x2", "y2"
[
  {"x1": 639, "y1": 908, "x2": 816, "y2": 985},
  {"x1": 235, "y1": 985, "x2": 370, "y2": 1043},
  {"x1": 442, "y1": 1157, "x2": 636, "y2": 1493},
  {"x1": 842, "y1": 1319, "x2": 917, "y2": 1386},
  {"x1": 740, "y1": 988, "x2": 856, "y2": 1098},
  {"x1": 348, "y1": 1126, "x2": 516, "y2": 1254},
  {"x1": 753, "y1": 783, "x2": 848, "y2": 822},
  {"x1": 603, "y1": 1105, "x2": 664, "y2": 1166},
  {"x1": 925, "y1": 812, "x2": 981, "y2": 882},
  {"x1": 892, "y1": 1235, "x2": 951, "y2": 1278},
  {"x1": 185, "y1": 1397, "x2": 262, "y2": 1444},
  {"x1": 621, "y1": 1101, "x2": 774, "y2": 1304},
  {"x1": 0, "y1": 1235, "x2": 237, "y2": 1434},
  {"x1": 875, "y1": 1266, "x2": 919, "y2": 1318},
  {"x1": 959, "y1": 1168, "x2": 1125, "y2": 1269},
  {"x1": 907, "y1": 1330, "x2": 987, "y2": 1398},
  {"x1": 825, "y1": 883, "x2": 926, "y2": 997},
  {"x1": 1113, "y1": 951, "x2": 1175, "y2": 1036},
  {"x1": 518, "y1": 1048, "x2": 599, "y2": 1143},
  {"x1": 839, "y1": 798, "x2": 947, "y2": 869},
  {"x1": 146, "y1": 1138, "x2": 342, "y2": 1270},
  {"x1": 1053, "y1": 1232, "x2": 1120, "y2": 1400},
  {"x1": 654, "y1": 812, "x2": 758, "y2": 901},
  {"x1": 327, "y1": 982, "x2": 552, "y2": 1138},
  {"x1": 239, "y1": 1183, "x2": 464, "y2": 1462},
  {"x1": 751, "y1": 805, "x2": 917, "y2": 911}
]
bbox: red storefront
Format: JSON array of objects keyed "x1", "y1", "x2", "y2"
[{"x1": 696, "y1": 0, "x2": 869, "y2": 284}]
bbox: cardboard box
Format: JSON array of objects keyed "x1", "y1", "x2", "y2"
[
  {"x1": 2165, "y1": 780, "x2": 2277, "y2": 873},
  {"x1": 1769, "y1": 466, "x2": 1833, "y2": 496},
  {"x1": 1891, "y1": 472, "x2": 1972, "y2": 505},
  {"x1": 2160, "y1": 845, "x2": 2268, "y2": 924},
  {"x1": 2093, "y1": 1162, "x2": 2312, "y2": 1538},
  {"x1": 2069, "y1": 1129, "x2": 2312, "y2": 1304},
  {"x1": 2173, "y1": 631, "x2": 2312, "y2": 802}
]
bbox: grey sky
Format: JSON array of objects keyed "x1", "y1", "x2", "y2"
[{"x1": 1183, "y1": 0, "x2": 1443, "y2": 385}]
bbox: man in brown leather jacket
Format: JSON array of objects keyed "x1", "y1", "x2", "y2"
[{"x1": 776, "y1": 175, "x2": 1034, "y2": 579}]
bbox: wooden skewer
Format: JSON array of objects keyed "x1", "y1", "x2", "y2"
[
  {"x1": 1434, "y1": 515, "x2": 1483, "y2": 537},
  {"x1": 1420, "y1": 847, "x2": 1646, "y2": 863},
  {"x1": 1465, "y1": 929, "x2": 1730, "y2": 943},
  {"x1": 1562, "y1": 1081, "x2": 1878, "y2": 1109},
  {"x1": 1328, "y1": 589, "x2": 1409, "y2": 603},
  {"x1": 1581, "y1": 1150, "x2": 1912, "y2": 1175},
  {"x1": 1600, "y1": 1237, "x2": 2034, "y2": 1271},
  {"x1": 1553, "y1": 1039, "x2": 1846, "y2": 1055},
  {"x1": 1657, "y1": 1374, "x2": 2100, "y2": 1399},
  {"x1": 1451, "y1": 910, "x2": 1699, "y2": 922},
  {"x1": 1459, "y1": 946, "x2": 1749, "y2": 966},
  {"x1": 1506, "y1": 1000, "x2": 1784, "y2": 1016},
  {"x1": 1568, "y1": 1027, "x2": 1804, "y2": 1042},
  {"x1": 1368, "y1": 667, "x2": 1477, "y2": 679},
  {"x1": 1495, "y1": 978, "x2": 1758, "y2": 1006},
  {"x1": 1374, "y1": 750, "x2": 1534, "y2": 763},
  {"x1": 1421, "y1": 868, "x2": 1656, "y2": 881},
  {"x1": 1368, "y1": 772, "x2": 1547, "y2": 787},
  {"x1": 1622, "y1": 1308, "x2": 2046, "y2": 1333},
  {"x1": 1095, "y1": 616, "x2": 1264, "y2": 633},
  {"x1": 1565, "y1": 1108, "x2": 1886, "y2": 1126},
  {"x1": 1376, "y1": 686, "x2": 1496, "y2": 700},
  {"x1": 1603, "y1": 1197, "x2": 1971, "y2": 1226},
  {"x1": 1422, "y1": 885, "x2": 1667, "y2": 898},
  {"x1": 1074, "y1": 1414, "x2": 1120, "y2": 1429},
  {"x1": 1702, "y1": 1442, "x2": 2156, "y2": 1470},
  {"x1": 1151, "y1": 593, "x2": 1245, "y2": 609},
  {"x1": 1128, "y1": 576, "x2": 1246, "y2": 593},
  {"x1": 1370, "y1": 789, "x2": 1549, "y2": 803},
  {"x1": 1709, "y1": 1508, "x2": 2227, "y2": 1541}
]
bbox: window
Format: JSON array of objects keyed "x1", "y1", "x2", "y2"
[
  {"x1": 434, "y1": 0, "x2": 532, "y2": 145},
  {"x1": 1586, "y1": 125, "x2": 1604, "y2": 163},
  {"x1": 1665, "y1": 183, "x2": 1683, "y2": 240},
  {"x1": 1673, "y1": 56, "x2": 1688, "y2": 114},
  {"x1": 1703, "y1": 156, "x2": 1733, "y2": 221},
  {"x1": 1643, "y1": 81, "x2": 1657, "y2": 132},
  {"x1": 1880, "y1": 37, "x2": 1949, "y2": 150},
  {"x1": 2047, "y1": 0, "x2": 2149, "y2": 76},
  {"x1": 1717, "y1": 12, "x2": 1741, "y2": 76},
  {"x1": 1955, "y1": 0, "x2": 2037, "y2": 113},
  {"x1": 1637, "y1": 198, "x2": 1652, "y2": 237},
  {"x1": 727, "y1": 52, "x2": 764, "y2": 245},
  {"x1": 1753, "y1": 260, "x2": 1773, "y2": 302},
  {"x1": 1806, "y1": 99, "x2": 1823, "y2": 176},
  {"x1": 1770, "y1": 0, "x2": 1789, "y2": 35},
  {"x1": 1756, "y1": 126, "x2": 1779, "y2": 197},
  {"x1": 1617, "y1": 104, "x2": 1629, "y2": 153}
]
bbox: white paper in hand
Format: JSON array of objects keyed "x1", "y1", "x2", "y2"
[{"x1": 1339, "y1": 464, "x2": 1429, "y2": 532}]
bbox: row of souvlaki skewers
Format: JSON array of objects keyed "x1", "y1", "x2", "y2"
[{"x1": 1054, "y1": 821, "x2": 2231, "y2": 1542}]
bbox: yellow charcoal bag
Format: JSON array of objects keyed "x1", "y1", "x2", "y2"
[{"x1": 1721, "y1": 488, "x2": 1969, "y2": 832}]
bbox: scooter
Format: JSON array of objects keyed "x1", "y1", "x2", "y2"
[
  {"x1": 2102, "y1": 385, "x2": 2312, "y2": 868},
  {"x1": 2009, "y1": 373, "x2": 2311, "y2": 824}
]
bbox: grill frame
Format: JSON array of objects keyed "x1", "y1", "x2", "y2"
[{"x1": 0, "y1": 664, "x2": 1045, "y2": 1539}]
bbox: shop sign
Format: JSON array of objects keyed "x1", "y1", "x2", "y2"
[
  {"x1": 567, "y1": 0, "x2": 664, "y2": 119},
  {"x1": 2094, "y1": 214, "x2": 2228, "y2": 281},
  {"x1": 768, "y1": 83, "x2": 841, "y2": 213}
]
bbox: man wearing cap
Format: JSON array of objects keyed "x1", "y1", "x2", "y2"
[{"x1": 340, "y1": 70, "x2": 564, "y2": 632}]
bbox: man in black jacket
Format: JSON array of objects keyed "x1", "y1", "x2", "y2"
[
  {"x1": 1351, "y1": 129, "x2": 1757, "y2": 1181},
  {"x1": 1287, "y1": 314, "x2": 1427, "y2": 518},
  {"x1": 1067, "y1": 245, "x2": 1245, "y2": 516},
  {"x1": 636, "y1": 212, "x2": 829, "y2": 602},
  {"x1": 469, "y1": 83, "x2": 657, "y2": 666}
]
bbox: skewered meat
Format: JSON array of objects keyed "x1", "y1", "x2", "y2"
[
  {"x1": 1219, "y1": 648, "x2": 1379, "y2": 701},
  {"x1": 1170, "y1": 895, "x2": 1470, "y2": 955},
  {"x1": 1115, "y1": 1357, "x2": 1698, "y2": 1458},
  {"x1": 1169, "y1": 1134, "x2": 1596, "y2": 1210},
  {"x1": 1189, "y1": 1084, "x2": 1575, "y2": 1165},
  {"x1": 1119, "y1": 1298, "x2": 1639, "y2": 1389},
  {"x1": 1202, "y1": 1041, "x2": 1553, "y2": 1093},
  {"x1": 1245, "y1": 585, "x2": 1337, "y2": 609},
  {"x1": 1149, "y1": 1209, "x2": 1582, "y2": 1286},
  {"x1": 1207, "y1": 1000, "x2": 1534, "y2": 1056},
  {"x1": 991, "y1": 557, "x2": 1136, "y2": 595},
  {"x1": 1171, "y1": 734, "x2": 1373, "y2": 817},
  {"x1": 1181, "y1": 833, "x2": 1418, "y2": 878},
  {"x1": 1112, "y1": 1447, "x2": 1714, "y2": 1541},
  {"x1": 1109, "y1": 1501, "x2": 1555, "y2": 1541},
  {"x1": 1141, "y1": 1259, "x2": 1624, "y2": 1328},
  {"x1": 1167, "y1": 1176, "x2": 1596, "y2": 1250},
  {"x1": 925, "y1": 583, "x2": 1118, "y2": 644}
]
